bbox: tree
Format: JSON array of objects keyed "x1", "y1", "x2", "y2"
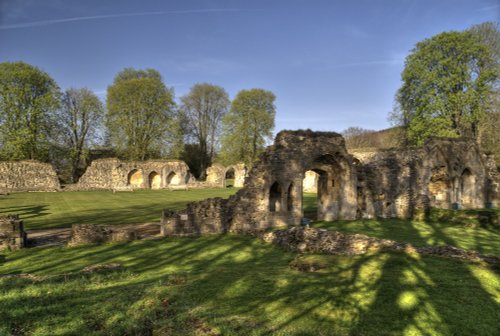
[
  {"x1": 220, "y1": 88, "x2": 275, "y2": 166},
  {"x1": 393, "y1": 28, "x2": 499, "y2": 146},
  {"x1": 106, "y1": 68, "x2": 175, "y2": 160},
  {"x1": 57, "y1": 88, "x2": 104, "y2": 182},
  {"x1": 180, "y1": 83, "x2": 229, "y2": 178},
  {"x1": 470, "y1": 22, "x2": 500, "y2": 164},
  {"x1": 0, "y1": 61, "x2": 61, "y2": 160}
]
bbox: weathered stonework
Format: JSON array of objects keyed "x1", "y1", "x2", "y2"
[
  {"x1": 0, "y1": 160, "x2": 60, "y2": 192},
  {"x1": 161, "y1": 131, "x2": 498, "y2": 236},
  {"x1": 71, "y1": 158, "x2": 192, "y2": 190},
  {"x1": 205, "y1": 163, "x2": 247, "y2": 188},
  {"x1": 0, "y1": 215, "x2": 26, "y2": 250},
  {"x1": 67, "y1": 223, "x2": 138, "y2": 246}
]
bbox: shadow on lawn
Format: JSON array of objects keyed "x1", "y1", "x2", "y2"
[
  {"x1": 0, "y1": 205, "x2": 49, "y2": 219},
  {"x1": 1, "y1": 232, "x2": 499, "y2": 335}
]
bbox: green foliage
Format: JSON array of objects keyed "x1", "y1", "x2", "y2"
[
  {"x1": 57, "y1": 88, "x2": 104, "y2": 182},
  {"x1": 0, "y1": 235, "x2": 498, "y2": 335},
  {"x1": 220, "y1": 88, "x2": 276, "y2": 166},
  {"x1": 106, "y1": 68, "x2": 176, "y2": 160},
  {"x1": 0, "y1": 61, "x2": 61, "y2": 161},
  {"x1": 180, "y1": 83, "x2": 230, "y2": 178},
  {"x1": 395, "y1": 28, "x2": 499, "y2": 146}
]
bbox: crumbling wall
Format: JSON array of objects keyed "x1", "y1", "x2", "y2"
[
  {"x1": 0, "y1": 215, "x2": 26, "y2": 250},
  {"x1": 72, "y1": 158, "x2": 192, "y2": 190},
  {"x1": 205, "y1": 163, "x2": 247, "y2": 188},
  {"x1": 0, "y1": 160, "x2": 60, "y2": 192}
]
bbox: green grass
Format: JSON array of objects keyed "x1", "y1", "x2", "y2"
[
  {"x1": 0, "y1": 188, "x2": 238, "y2": 230},
  {"x1": 304, "y1": 193, "x2": 500, "y2": 256},
  {"x1": 1, "y1": 236, "x2": 499, "y2": 335}
]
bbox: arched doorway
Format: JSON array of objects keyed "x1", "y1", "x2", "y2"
[
  {"x1": 128, "y1": 169, "x2": 143, "y2": 188},
  {"x1": 428, "y1": 166, "x2": 451, "y2": 208},
  {"x1": 269, "y1": 182, "x2": 282, "y2": 212},
  {"x1": 460, "y1": 168, "x2": 475, "y2": 208},
  {"x1": 166, "y1": 171, "x2": 180, "y2": 185},
  {"x1": 225, "y1": 167, "x2": 235, "y2": 187},
  {"x1": 149, "y1": 171, "x2": 161, "y2": 189}
]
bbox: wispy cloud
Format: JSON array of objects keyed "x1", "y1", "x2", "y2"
[
  {"x1": 0, "y1": 8, "x2": 246, "y2": 30},
  {"x1": 476, "y1": 4, "x2": 500, "y2": 12},
  {"x1": 331, "y1": 59, "x2": 404, "y2": 68}
]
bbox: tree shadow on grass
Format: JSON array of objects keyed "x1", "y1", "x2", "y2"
[
  {"x1": 1, "y1": 233, "x2": 499, "y2": 335},
  {"x1": 0, "y1": 205, "x2": 50, "y2": 219}
]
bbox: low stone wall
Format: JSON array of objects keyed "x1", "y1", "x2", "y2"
[
  {"x1": 0, "y1": 160, "x2": 60, "y2": 192},
  {"x1": 161, "y1": 197, "x2": 230, "y2": 236},
  {"x1": 0, "y1": 215, "x2": 26, "y2": 250},
  {"x1": 262, "y1": 227, "x2": 499, "y2": 265},
  {"x1": 67, "y1": 224, "x2": 137, "y2": 246}
]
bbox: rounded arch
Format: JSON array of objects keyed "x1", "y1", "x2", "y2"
[
  {"x1": 269, "y1": 181, "x2": 283, "y2": 212},
  {"x1": 427, "y1": 165, "x2": 451, "y2": 208},
  {"x1": 225, "y1": 166, "x2": 235, "y2": 187},
  {"x1": 148, "y1": 171, "x2": 161, "y2": 189},
  {"x1": 166, "y1": 171, "x2": 180, "y2": 185},
  {"x1": 128, "y1": 169, "x2": 143, "y2": 188}
]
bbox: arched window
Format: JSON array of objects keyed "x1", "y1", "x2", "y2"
[
  {"x1": 460, "y1": 168, "x2": 475, "y2": 208},
  {"x1": 149, "y1": 171, "x2": 161, "y2": 189},
  {"x1": 287, "y1": 182, "x2": 295, "y2": 212},
  {"x1": 269, "y1": 182, "x2": 282, "y2": 212},
  {"x1": 128, "y1": 169, "x2": 143, "y2": 188},
  {"x1": 166, "y1": 171, "x2": 177, "y2": 185},
  {"x1": 225, "y1": 167, "x2": 235, "y2": 187}
]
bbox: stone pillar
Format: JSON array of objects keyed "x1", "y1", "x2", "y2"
[{"x1": 0, "y1": 215, "x2": 26, "y2": 250}]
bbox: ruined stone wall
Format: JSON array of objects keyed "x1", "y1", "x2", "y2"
[
  {"x1": 160, "y1": 131, "x2": 498, "y2": 236},
  {"x1": 303, "y1": 170, "x2": 319, "y2": 192},
  {"x1": 0, "y1": 160, "x2": 60, "y2": 192},
  {"x1": 161, "y1": 197, "x2": 230, "y2": 235},
  {"x1": 72, "y1": 158, "x2": 192, "y2": 190},
  {"x1": 205, "y1": 163, "x2": 247, "y2": 188},
  {"x1": 0, "y1": 215, "x2": 26, "y2": 250}
]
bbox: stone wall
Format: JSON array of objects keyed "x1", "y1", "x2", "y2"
[
  {"x1": 160, "y1": 131, "x2": 498, "y2": 236},
  {"x1": 0, "y1": 215, "x2": 26, "y2": 250},
  {"x1": 0, "y1": 160, "x2": 60, "y2": 192},
  {"x1": 71, "y1": 158, "x2": 192, "y2": 190},
  {"x1": 205, "y1": 163, "x2": 247, "y2": 188}
]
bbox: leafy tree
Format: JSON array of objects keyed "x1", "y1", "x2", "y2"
[
  {"x1": 106, "y1": 68, "x2": 175, "y2": 160},
  {"x1": 0, "y1": 61, "x2": 61, "y2": 160},
  {"x1": 57, "y1": 88, "x2": 104, "y2": 182},
  {"x1": 220, "y1": 89, "x2": 275, "y2": 166},
  {"x1": 470, "y1": 22, "x2": 500, "y2": 164},
  {"x1": 180, "y1": 83, "x2": 229, "y2": 178},
  {"x1": 393, "y1": 28, "x2": 499, "y2": 146}
]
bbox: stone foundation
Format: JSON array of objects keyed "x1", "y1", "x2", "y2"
[
  {"x1": 0, "y1": 215, "x2": 26, "y2": 250},
  {"x1": 68, "y1": 224, "x2": 137, "y2": 246}
]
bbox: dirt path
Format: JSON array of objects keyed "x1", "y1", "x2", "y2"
[{"x1": 27, "y1": 222, "x2": 162, "y2": 247}]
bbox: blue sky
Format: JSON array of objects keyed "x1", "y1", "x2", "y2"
[{"x1": 0, "y1": 0, "x2": 498, "y2": 133}]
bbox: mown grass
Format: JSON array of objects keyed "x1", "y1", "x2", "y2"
[
  {"x1": 0, "y1": 188, "x2": 238, "y2": 230},
  {"x1": 304, "y1": 193, "x2": 500, "y2": 256},
  {"x1": 1, "y1": 236, "x2": 499, "y2": 335}
]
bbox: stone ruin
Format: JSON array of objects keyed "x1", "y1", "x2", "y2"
[
  {"x1": 205, "y1": 163, "x2": 247, "y2": 188},
  {"x1": 0, "y1": 215, "x2": 26, "y2": 250},
  {"x1": 161, "y1": 130, "x2": 499, "y2": 236},
  {"x1": 0, "y1": 160, "x2": 60, "y2": 192},
  {"x1": 68, "y1": 158, "x2": 194, "y2": 191}
]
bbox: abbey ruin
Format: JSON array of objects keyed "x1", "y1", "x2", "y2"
[{"x1": 161, "y1": 130, "x2": 499, "y2": 235}]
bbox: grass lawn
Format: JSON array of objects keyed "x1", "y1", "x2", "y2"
[
  {"x1": 1, "y1": 236, "x2": 499, "y2": 335},
  {"x1": 0, "y1": 188, "x2": 239, "y2": 230},
  {"x1": 304, "y1": 193, "x2": 500, "y2": 256}
]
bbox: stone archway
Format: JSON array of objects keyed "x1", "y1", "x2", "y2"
[
  {"x1": 428, "y1": 165, "x2": 452, "y2": 209},
  {"x1": 166, "y1": 171, "x2": 181, "y2": 186},
  {"x1": 225, "y1": 167, "x2": 235, "y2": 187},
  {"x1": 460, "y1": 168, "x2": 475, "y2": 208},
  {"x1": 269, "y1": 182, "x2": 283, "y2": 212},
  {"x1": 128, "y1": 169, "x2": 143, "y2": 188},
  {"x1": 149, "y1": 171, "x2": 161, "y2": 189}
]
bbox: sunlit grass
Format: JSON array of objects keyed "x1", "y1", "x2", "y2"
[
  {"x1": 0, "y1": 188, "x2": 239, "y2": 230},
  {"x1": 0, "y1": 236, "x2": 498, "y2": 335}
]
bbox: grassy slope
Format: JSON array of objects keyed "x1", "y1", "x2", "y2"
[
  {"x1": 0, "y1": 188, "x2": 238, "y2": 230},
  {"x1": 1, "y1": 236, "x2": 499, "y2": 336}
]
